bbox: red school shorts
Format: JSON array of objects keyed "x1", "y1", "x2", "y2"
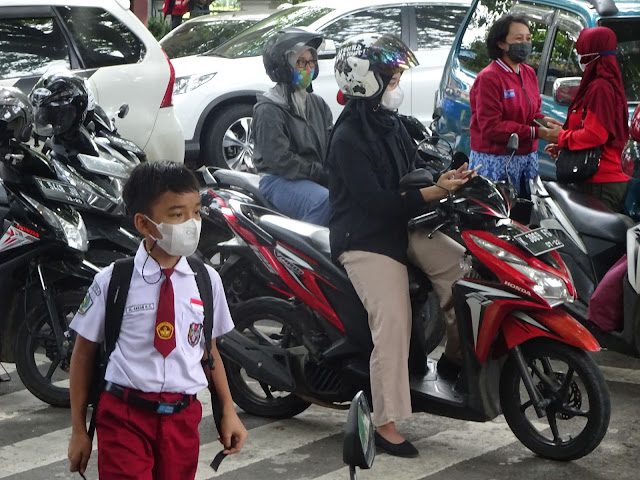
[{"x1": 96, "y1": 390, "x2": 202, "y2": 480}]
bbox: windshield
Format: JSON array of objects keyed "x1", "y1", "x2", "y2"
[
  {"x1": 209, "y1": 6, "x2": 333, "y2": 59},
  {"x1": 601, "y1": 18, "x2": 640, "y2": 103},
  {"x1": 161, "y1": 19, "x2": 260, "y2": 59}
]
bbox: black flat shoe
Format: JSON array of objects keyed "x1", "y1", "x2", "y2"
[
  {"x1": 437, "y1": 353, "x2": 461, "y2": 381},
  {"x1": 374, "y1": 431, "x2": 419, "y2": 458}
]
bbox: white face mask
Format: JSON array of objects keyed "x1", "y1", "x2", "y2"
[
  {"x1": 578, "y1": 53, "x2": 600, "y2": 72},
  {"x1": 146, "y1": 216, "x2": 202, "y2": 257},
  {"x1": 380, "y1": 85, "x2": 404, "y2": 111}
]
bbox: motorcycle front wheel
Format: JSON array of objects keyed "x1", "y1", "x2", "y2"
[
  {"x1": 223, "y1": 298, "x2": 311, "y2": 418},
  {"x1": 500, "y1": 338, "x2": 610, "y2": 461},
  {"x1": 14, "y1": 289, "x2": 86, "y2": 408}
]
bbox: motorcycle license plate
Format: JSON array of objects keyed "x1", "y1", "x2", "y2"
[
  {"x1": 35, "y1": 177, "x2": 85, "y2": 207},
  {"x1": 514, "y1": 227, "x2": 564, "y2": 256}
]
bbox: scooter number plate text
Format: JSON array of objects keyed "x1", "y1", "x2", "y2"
[{"x1": 514, "y1": 227, "x2": 564, "y2": 256}]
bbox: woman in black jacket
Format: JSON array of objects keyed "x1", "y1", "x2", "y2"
[{"x1": 328, "y1": 34, "x2": 473, "y2": 458}]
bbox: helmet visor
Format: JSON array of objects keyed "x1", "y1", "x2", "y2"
[{"x1": 363, "y1": 34, "x2": 419, "y2": 77}]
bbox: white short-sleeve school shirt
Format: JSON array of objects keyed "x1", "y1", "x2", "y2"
[{"x1": 70, "y1": 242, "x2": 234, "y2": 395}]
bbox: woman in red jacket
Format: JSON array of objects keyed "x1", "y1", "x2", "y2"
[
  {"x1": 469, "y1": 14, "x2": 561, "y2": 194},
  {"x1": 545, "y1": 27, "x2": 630, "y2": 212}
]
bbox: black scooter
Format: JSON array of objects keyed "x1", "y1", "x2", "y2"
[{"x1": 0, "y1": 139, "x2": 97, "y2": 407}]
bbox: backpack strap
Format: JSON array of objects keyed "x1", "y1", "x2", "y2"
[
  {"x1": 87, "y1": 257, "x2": 134, "y2": 440},
  {"x1": 186, "y1": 256, "x2": 227, "y2": 471}
]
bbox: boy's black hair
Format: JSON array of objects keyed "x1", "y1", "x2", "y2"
[
  {"x1": 122, "y1": 161, "x2": 199, "y2": 216},
  {"x1": 487, "y1": 15, "x2": 530, "y2": 60}
]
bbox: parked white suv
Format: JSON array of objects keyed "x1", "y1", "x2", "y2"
[
  {"x1": 171, "y1": 0, "x2": 470, "y2": 169},
  {"x1": 0, "y1": 0, "x2": 185, "y2": 163}
]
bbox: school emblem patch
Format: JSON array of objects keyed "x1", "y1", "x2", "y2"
[
  {"x1": 188, "y1": 323, "x2": 203, "y2": 347},
  {"x1": 77, "y1": 293, "x2": 93, "y2": 315},
  {"x1": 156, "y1": 322, "x2": 174, "y2": 340}
]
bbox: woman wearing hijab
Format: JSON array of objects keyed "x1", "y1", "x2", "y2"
[
  {"x1": 469, "y1": 14, "x2": 562, "y2": 194},
  {"x1": 327, "y1": 33, "x2": 474, "y2": 458},
  {"x1": 545, "y1": 26, "x2": 630, "y2": 212},
  {"x1": 252, "y1": 28, "x2": 333, "y2": 226}
]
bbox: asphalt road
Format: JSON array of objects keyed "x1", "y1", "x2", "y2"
[{"x1": 1, "y1": 347, "x2": 639, "y2": 480}]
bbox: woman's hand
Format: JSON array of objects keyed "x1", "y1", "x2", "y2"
[
  {"x1": 538, "y1": 123, "x2": 563, "y2": 143},
  {"x1": 437, "y1": 170, "x2": 470, "y2": 192},
  {"x1": 543, "y1": 116, "x2": 564, "y2": 128},
  {"x1": 544, "y1": 143, "x2": 560, "y2": 160}
]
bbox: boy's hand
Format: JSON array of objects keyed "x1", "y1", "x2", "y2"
[
  {"x1": 219, "y1": 410, "x2": 248, "y2": 455},
  {"x1": 68, "y1": 431, "x2": 92, "y2": 474}
]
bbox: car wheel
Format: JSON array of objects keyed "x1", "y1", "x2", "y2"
[{"x1": 202, "y1": 103, "x2": 255, "y2": 171}]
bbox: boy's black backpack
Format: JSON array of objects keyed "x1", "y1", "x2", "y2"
[{"x1": 86, "y1": 256, "x2": 225, "y2": 468}]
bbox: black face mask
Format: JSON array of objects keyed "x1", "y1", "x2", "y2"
[{"x1": 506, "y1": 42, "x2": 532, "y2": 64}]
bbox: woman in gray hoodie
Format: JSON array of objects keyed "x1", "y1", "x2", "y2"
[{"x1": 252, "y1": 28, "x2": 333, "y2": 226}]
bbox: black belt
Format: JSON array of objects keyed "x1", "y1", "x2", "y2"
[{"x1": 105, "y1": 382, "x2": 197, "y2": 415}]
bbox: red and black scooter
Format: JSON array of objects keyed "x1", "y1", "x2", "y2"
[{"x1": 205, "y1": 135, "x2": 611, "y2": 461}]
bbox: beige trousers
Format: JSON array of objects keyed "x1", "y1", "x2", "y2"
[{"x1": 339, "y1": 231, "x2": 466, "y2": 426}]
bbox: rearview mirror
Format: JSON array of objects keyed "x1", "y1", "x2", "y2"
[
  {"x1": 399, "y1": 168, "x2": 434, "y2": 190},
  {"x1": 552, "y1": 77, "x2": 581, "y2": 107},
  {"x1": 319, "y1": 39, "x2": 337, "y2": 59},
  {"x1": 343, "y1": 391, "x2": 375, "y2": 479},
  {"x1": 117, "y1": 104, "x2": 130, "y2": 119},
  {"x1": 506, "y1": 133, "x2": 519, "y2": 155}
]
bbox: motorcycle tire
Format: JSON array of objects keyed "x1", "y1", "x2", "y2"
[
  {"x1": 224, "y1": 298, "x2": 311, "y2": 418},
  {"x1": 500, "y1": 338, "x2": 610, "y2": 461},
  {"x1": 14, "y1": 289, "x2": 86, "y2": 408}
]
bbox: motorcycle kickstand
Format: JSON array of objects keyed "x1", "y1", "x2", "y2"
[{"x1": 36, "y1": 265, "x2": 68, "y2": 357}]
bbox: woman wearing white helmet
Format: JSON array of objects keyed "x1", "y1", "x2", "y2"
[{"x1": 327, "y1": 33, "x2": 474, "y2": 457}]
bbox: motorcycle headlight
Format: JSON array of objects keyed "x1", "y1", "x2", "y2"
[
  {"x1": 52, "y1": 160, "x2": 120, "y2": 211},
  {"x1": 507, "y1": 262, "x2": 571, "y2": 306},
  {"x1": 21, "y1": 194, "x2": 88, "y2": 252},
  {"x1": 173, "y1": 73, "x2": 216, "y2": 95}
]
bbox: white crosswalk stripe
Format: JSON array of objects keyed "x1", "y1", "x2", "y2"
[{"x1": 0, "y1": 354, "x2": 639, "y2": 480}]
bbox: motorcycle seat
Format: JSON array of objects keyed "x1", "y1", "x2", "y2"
[
  {"x1": 544, "y1": 181, "x2": 634, "y2": 243},
  {"x1": 258, "y1": 214, "x2": 331, "y2": 257},
  {"x1": 212, "y1": 170, "x2": 274, "y2": 209}
]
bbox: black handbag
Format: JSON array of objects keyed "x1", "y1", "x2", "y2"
[{"x1": 555, "y1": 107, "x2": 603, "y2": 184}]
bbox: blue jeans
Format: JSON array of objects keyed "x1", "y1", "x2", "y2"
[{"x1": 259, "y1": 175, "x2": 331, "y2": 226}]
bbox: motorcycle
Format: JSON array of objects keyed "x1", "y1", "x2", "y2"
[
  {"x1": 210, "y1": 134, "x2": 611, "y2": 461},
  {"x1": 0, "y1": 139, "x2": 98, "y2": 407}
]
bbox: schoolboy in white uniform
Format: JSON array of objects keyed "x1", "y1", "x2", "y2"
[{"x1": 68, "y1": 162, "x2": 248, "y2": 479}]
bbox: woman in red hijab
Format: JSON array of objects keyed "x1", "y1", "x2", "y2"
[{"x1": 545, "y1": 26, "x2": 630, "y2": 212}]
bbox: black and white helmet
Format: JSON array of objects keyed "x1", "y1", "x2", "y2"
[
  {"x1": 334, "y1": 33, "x2": 418, "y2": 99},
  {"x1": 263, "y1": 27, "x2": 323, "y2": 84},
  {"x1": 0, "y1": 86, "x2": 34, "y2": 143}
]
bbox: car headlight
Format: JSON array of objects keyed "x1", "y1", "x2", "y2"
[
  {"x1": 21, "y1": 194, "x2": 89, "y2": 252},
  {"x1": 507, "y1": 262, "x2": 571, "y2": 306},
  {"x1": 173, "y1": 73, "x2": 217, "y2": 95}
]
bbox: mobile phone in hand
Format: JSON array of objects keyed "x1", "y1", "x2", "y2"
[{"x1": 534, "y1": 118, "x2": 549, "y2": 128}]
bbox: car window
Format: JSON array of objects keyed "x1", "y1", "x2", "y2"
[
  {"x1": 414, "y1": 5, "x2": 469, "y2": 50},
  {"x1": 56, "y1": 6, "x2": 145, "y2": 69},
  {"x1": 161, "y1": 19, "x2": 258, "y2": 59},
  {"x1": 543, "y1": 12, "x2": 583, "y2": 96},
  {"x1": 0, "y1": 17, "x2": 70, "y2": 80},
  {"x1": 600, "y1": 18, "x2": 640, "y2": 103},
  {"x1": 321, "y1": 7, "x2": 402, "y2": 48},
  {"x1": 458, "y1": 0, "x2": 550, "y2": 75},
  {"x1": 210, "y1": 7, "x2": 333, "y2": 59}
]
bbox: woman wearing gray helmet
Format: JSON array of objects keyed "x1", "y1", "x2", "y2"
[
  {"x1": 252, "y1": 27, "x2": 333, "y2": 226},
  {"x1": 327, "y1": 33, "x2": 475, "y2": 457}
]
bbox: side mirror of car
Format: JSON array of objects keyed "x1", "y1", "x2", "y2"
[
  {"x1": 552, "y1": 77, "x2": 581, "y2": 106},
  {"x1": 432, "y1": 106, "x2": 443, "y2": 122},
  {"x1": 343, "y1": 391, "x2": 375, "y2": 480},
  {"x1": 319, "y1": 39, "x2": 337, "y2": 60},
  {"x1": 399, "y1": 168, "x2": 434, "y2": 190},
  {"x1": 630, "y1": 104, "x2": 640, "y2": 142}
]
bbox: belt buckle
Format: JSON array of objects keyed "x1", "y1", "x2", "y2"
[{"x1": 156, "y1": 403, "x2": 176, "y2": 414}]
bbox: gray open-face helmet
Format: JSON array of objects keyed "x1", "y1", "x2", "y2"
[
  {"x1": 334, "y1": 33, "x2": 418, "y2": 99},
  {"x1": 0, "y1": 86, "x2": 34, "y2": 143},
  {"x1": 263, "y1": 27, "x2": 323, "y2": 84}
]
